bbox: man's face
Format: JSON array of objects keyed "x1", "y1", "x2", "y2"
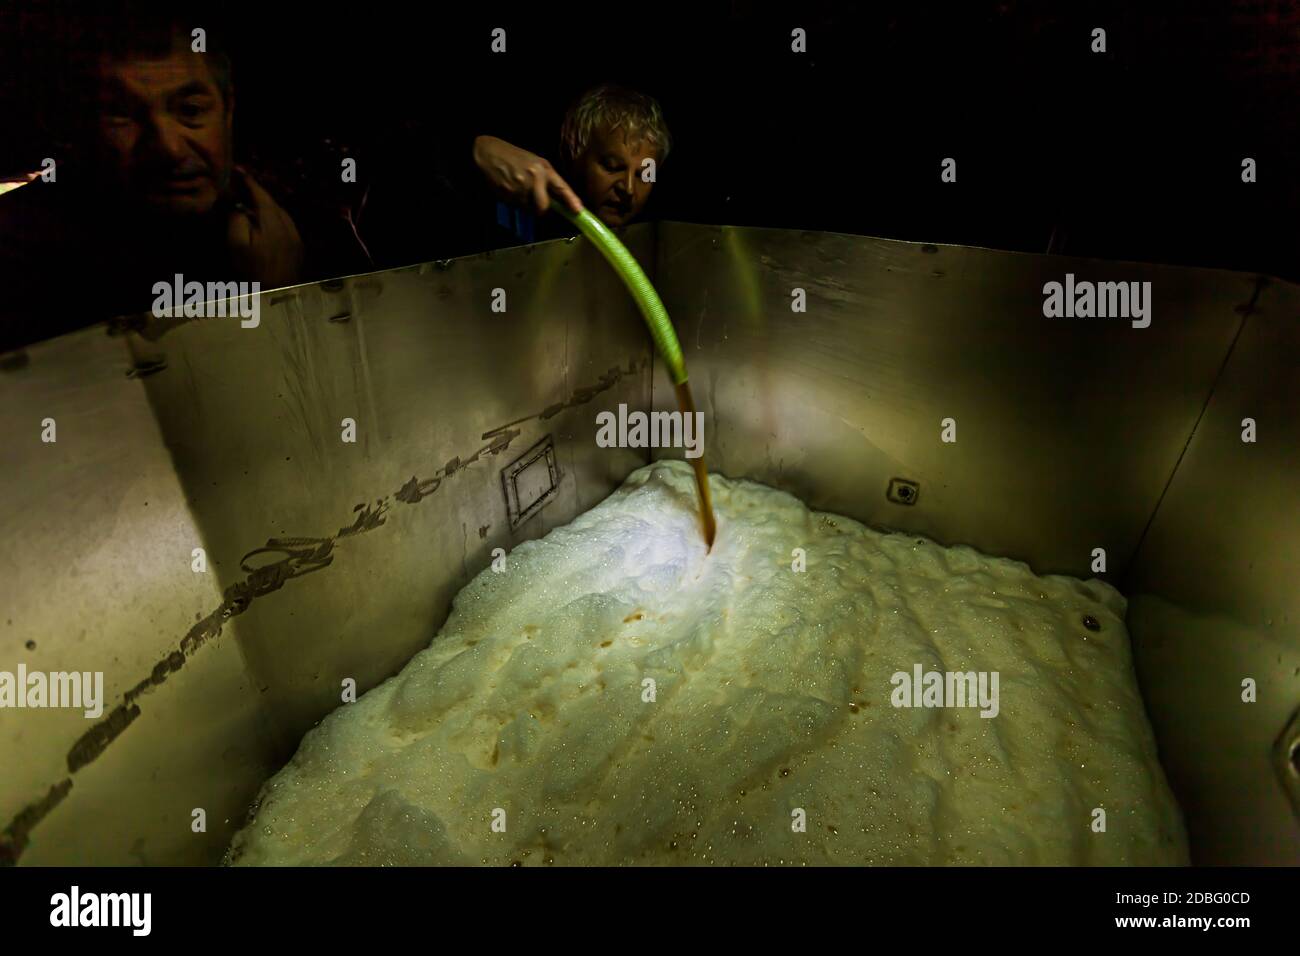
[
  {"x1": 91, "y1": 45, "x2": 233, "y2": 216},
  {"x1": 574, "y1": 126, "x2": 659, "y2": 227}
]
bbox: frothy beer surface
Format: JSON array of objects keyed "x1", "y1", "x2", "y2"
[{"x1": 228, "y1": 461, "x2": 1187, "y2": 865}]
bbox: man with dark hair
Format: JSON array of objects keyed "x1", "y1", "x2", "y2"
[{"x1": 0, "y1": 7, "x2": 312, "y2": 351}]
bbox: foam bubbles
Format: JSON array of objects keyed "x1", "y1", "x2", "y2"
[{"x1": 227, "y1": 460, "x2": 1187, "y2": 866}]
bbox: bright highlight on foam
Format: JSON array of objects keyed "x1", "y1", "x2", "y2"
[{"x1": 228, "y1": 461, "x2": 1187, "y2": 866}]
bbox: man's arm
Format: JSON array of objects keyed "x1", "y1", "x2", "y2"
[{"x1": 471, "y1": 135, "x2": 582, "y2": 216}]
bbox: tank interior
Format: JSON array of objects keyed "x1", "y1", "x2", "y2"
[{"x1": 1, "y1": 221, "x2": 1296, "y2": 865}]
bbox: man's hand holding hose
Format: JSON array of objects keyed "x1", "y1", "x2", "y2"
[{"x1": 471, "y1": 135, "x2": 584, "y2": 217}]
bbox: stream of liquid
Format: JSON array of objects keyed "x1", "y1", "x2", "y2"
[{"x1": 673, "y1": 380, "x2": 716, "y2": 549}]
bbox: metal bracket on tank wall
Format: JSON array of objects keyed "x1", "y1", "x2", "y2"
[
  {"x1": 1274, "y1": 706, "x2": 1300, "y2": 820},
  {"x1": 501, "y1": 435, "x2": 561, "y2": 531},
  {"x1": 887, "y1": 477, "x2": 920, "y2": 506}
]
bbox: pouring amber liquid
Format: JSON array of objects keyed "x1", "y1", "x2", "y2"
[{"x1": 673, "y1": 380, "x2": 716, "y2": 549}]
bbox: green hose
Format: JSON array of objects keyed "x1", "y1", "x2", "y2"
[{"x1": 553, "y1": 205, "x2": 688, "y2": 385}]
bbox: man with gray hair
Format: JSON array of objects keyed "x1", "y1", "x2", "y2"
[{"x1": 473, "y1": 84, "x2": 671, "y2": 231}]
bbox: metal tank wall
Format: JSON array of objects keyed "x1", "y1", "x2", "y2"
[
  {"x1": 3, "y1": 220, "x2": 1296, "y2": 866},
  {"x1": 648, "y1": 222, "x2": 1298, "y2": 863},
  {"x1": 0, "y1": 326, "x2": 279, "y2": 867},
  {"x1": 0, "y1": 228, "x2": 655, "y2": 865},
  {"x1": 1124, "y1": 278, "x2": 1300, "y2": 865},
  {"x1": 648, "y1": 223, "x2": 1252, "y2": 580}
]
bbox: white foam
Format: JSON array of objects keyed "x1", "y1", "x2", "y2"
[{"x1": 228, "y1": 460, "x2": 1188, "y2": 865}]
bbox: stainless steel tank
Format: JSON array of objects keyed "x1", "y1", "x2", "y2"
[{"x1": 2, "y1": 223, "x2": 1295, "y2": 865}]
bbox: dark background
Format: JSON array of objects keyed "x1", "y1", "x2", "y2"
[{"x1": 2, "y1": 0, "x2": 1297, "y2": 278}]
